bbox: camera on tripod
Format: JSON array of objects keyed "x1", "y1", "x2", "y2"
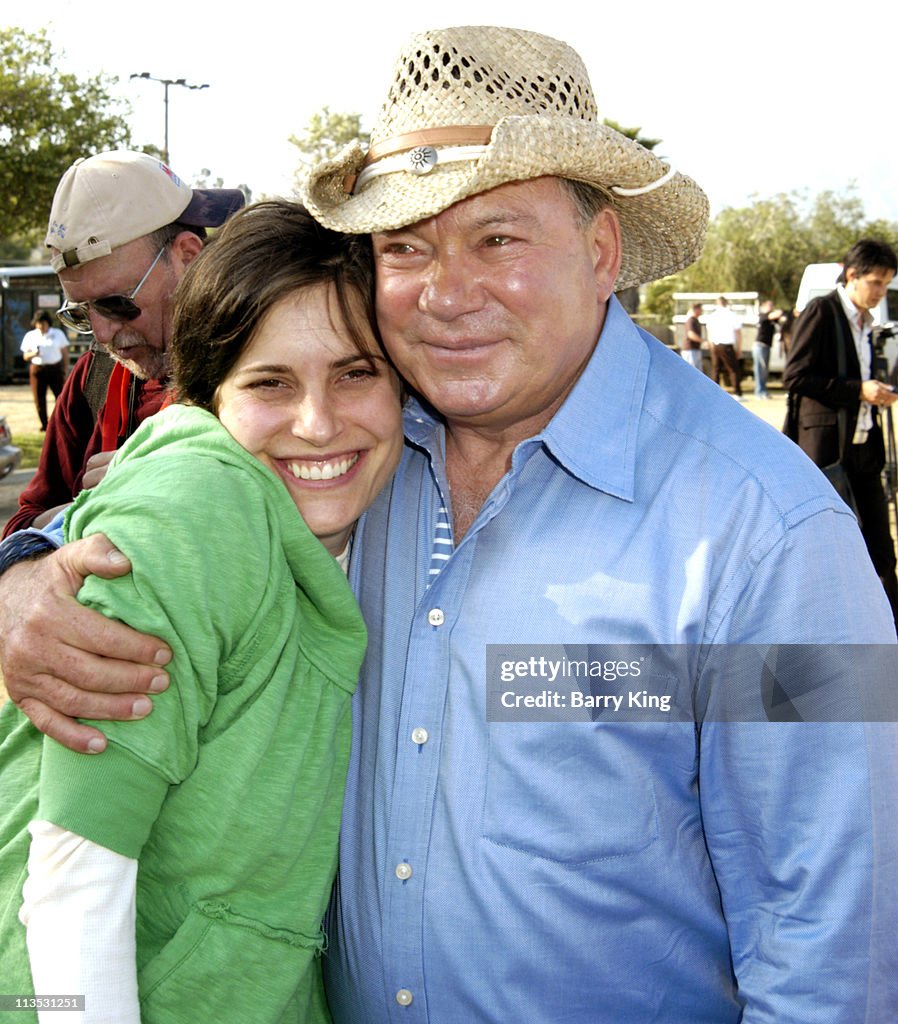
[
  {"x1": 872, "y1": 323, "x2": 898, "y2": 387},
  {"x1": 873, "y1": 322, "x2": 897, "y2": 347},
  {"x1": 870, "y1": 323, "x2": 898, "y2": 521}
]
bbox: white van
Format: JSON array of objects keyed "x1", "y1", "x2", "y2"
[{"x1": 795, "y1": 262, "x2": 898, "y2": 375}]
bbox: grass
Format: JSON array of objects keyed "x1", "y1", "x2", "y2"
[{"x1": 16, "y1": 432, "x2": 44, "y2": 469}]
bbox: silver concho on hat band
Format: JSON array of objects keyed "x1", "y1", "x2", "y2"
[{"x1": 409, "y1": 146, "x2": 439, "y2": 174}]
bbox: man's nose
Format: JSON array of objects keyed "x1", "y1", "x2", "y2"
[
  {"x1": 418, "y1": 252, "x2": 484, "y2": 320},
  {"x1": 87, "y1": 310, "x2": 121, "y2": 348}
]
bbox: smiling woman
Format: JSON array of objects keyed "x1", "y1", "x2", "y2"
[
  {"x1": 171, "y1": 202, "x2": 404, "y2": 557},
  {"x1": 0, "y1": 201, "x2": 404, "y2": 1023}
]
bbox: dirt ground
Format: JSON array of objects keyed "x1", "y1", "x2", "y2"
[{"x1": 0, "y1": 382, "x2": 56, "y2": 436}]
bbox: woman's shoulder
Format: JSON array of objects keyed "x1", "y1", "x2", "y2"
[
  {"x1": 108, "y1": 406, "x2": 273, "y2": 498},
  {"x1": 67, "y1": 406, "x2": 285, "y2": 553}
]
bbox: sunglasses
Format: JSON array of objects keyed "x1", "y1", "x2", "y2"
[{"x1": 57, "y1": 245, "x2": 167, "y2": 335}]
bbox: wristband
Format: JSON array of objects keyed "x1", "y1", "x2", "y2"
[{"x1": 0, "y1": 531, "x2": 59, "y2": 580}]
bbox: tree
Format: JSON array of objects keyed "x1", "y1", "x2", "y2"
[
  {"x1": 193, "y1": 167, "x2": 252, "y2": 206},
  {"x1": 603, "y1": 118, "x2": 661, "y2": 153},
  {"x1": 666, "y1": 187, "x2": 898, "y2": 309},
  {"x1": 289, "y1": 107, "x2": 369, "y2": 194},
  {"x1": 0, "y1": 27, "x2": 131, "y2": 247},
  {"x1": 639, "y1": 187, "x2": 898, "y2": 320},
  {"x1": 680, "y1": 193, "x2": 812, "y2": 304}
]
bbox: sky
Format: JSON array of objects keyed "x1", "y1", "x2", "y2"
[{"x1": 11, "y1": 0, "x2": 898, "y2": 223}]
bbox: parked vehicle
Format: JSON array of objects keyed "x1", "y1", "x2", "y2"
[
  {"x1": 0, "y1": 415, "x2": 22, "y2": 478},
  {"x1": 0, "y1": 265, "x2": 72, "y2": 384},
  {"x1": 669, "y1": 291, "x2": 773, "y2": 373}
]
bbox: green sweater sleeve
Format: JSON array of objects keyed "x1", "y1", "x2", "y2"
[{"x1": 39, "y1": 430, "x2": 282, "y2": 859}]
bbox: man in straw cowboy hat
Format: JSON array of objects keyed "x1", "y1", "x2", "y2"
[{"x1": 1, "y1": 26, "x2": 896, "y2": 1022}]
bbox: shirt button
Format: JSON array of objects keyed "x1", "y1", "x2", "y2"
[
  {"x1": 411, "y1": 727, "x2": 429, "y2": 745},
  {"x1": 427, "y1": 608, "x2": 445, "y2": 626},
  {"x1": 395, "y1": 862, "x2": 413, "y2": 881},
  {"x1": 396, "y1": 989, "x2": 414, "y2": 1006}
]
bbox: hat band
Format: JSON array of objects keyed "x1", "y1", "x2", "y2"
[
  {"x1": 345, "y1": 125, "x2": 495, "y2": 194},
  {"x1": 352, "y1": 145, "x2": 490, "y2": 194}
]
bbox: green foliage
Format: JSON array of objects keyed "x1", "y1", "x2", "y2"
[
  {"x1": 662, "y1": 186, "x2": 898, "y2": 309},
  {"x1": 603, "y1": 118, "x2": 661, "y2": 152},
  {"x1": 191, "y1": 167, "x2": 252, "y2": 205},
  {"x1": 289, "y1": 107, "x2": 370, "y2": 193},
  {"x1": 854, "y1": 218, "x2": 898, "y2": 255},
  {"x1": 0, "y1": 27, "x2": 131, "y2": 243},
  {"x1": 641, "y1": 276, "x2": 683, "y2": 321},
  {"x1": 0, "y1": 236, "x2": 35, "y2": 264}
]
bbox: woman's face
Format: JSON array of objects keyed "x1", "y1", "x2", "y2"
[{"x1": 216, "y1": 284, "x2": 404, "y2": 556}]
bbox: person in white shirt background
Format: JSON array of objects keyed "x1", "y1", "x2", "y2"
[
  {"x1": 19, "y1": 311, "x2": 69, "y2": 432},
  {"x1": 705, "y1": 294, "x2": 744, "y2": 398}
]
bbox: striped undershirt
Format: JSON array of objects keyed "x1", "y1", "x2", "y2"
[{"x1": 428, "y1": 503, "x2": 453, "y2": 583}]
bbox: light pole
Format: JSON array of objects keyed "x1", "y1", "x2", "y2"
[{"x1": 129, "y1": 73, "x2": 209, "y2": 165}]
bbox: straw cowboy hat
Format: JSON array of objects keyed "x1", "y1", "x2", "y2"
[{"x1": 302, "y1": 25, "x2": 709, "y2": 290}]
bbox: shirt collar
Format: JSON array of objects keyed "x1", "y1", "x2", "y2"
[
  {"x1": 836, "y1": 284, "x2": 872, "y2": 329},
  {"x1": 402, "y1": 295, "x2": 647, "y2": 502}
]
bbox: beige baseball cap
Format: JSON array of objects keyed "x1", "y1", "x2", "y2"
[{"x1": 46, "y1": 150, "x2": 245, "y2": 272}]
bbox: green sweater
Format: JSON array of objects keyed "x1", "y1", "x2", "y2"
[{"x1": 0, "y1": 405, "x2": 367, "y2": 1023}]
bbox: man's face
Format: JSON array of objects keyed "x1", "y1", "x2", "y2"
[
  {"x1": 57, "y1": 234, "x2": 199, "y2": 380},
  {"x1": 371, "y1": 177, "x2": 621, "y2": 436},
  {"x1": 845, "y1": 266, "x2": 895, "y2": 312}
]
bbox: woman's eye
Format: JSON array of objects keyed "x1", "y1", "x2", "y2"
[{"x1": 341, "y1": 366, "x2": 377, "y2": 383}]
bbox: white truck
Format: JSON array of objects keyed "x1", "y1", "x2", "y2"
[{"x1": 670, "y1": 292, "x2": 764, "y2": 372}]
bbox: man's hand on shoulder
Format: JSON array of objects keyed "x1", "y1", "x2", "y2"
[
  {"x1": 80, "y1": 450, "x2": 117, "y2": 491},
  {"x1": 0, "y1": 535, "x2": 171, "y2": 753}
]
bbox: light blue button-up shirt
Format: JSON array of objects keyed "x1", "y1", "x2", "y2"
[{"x1": 331, "y1": 298, "x2": 898, "y2": 1023}]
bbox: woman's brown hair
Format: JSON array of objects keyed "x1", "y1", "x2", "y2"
[{"x1": 171, "y1": 199, "x2": 378, "y2": 411}]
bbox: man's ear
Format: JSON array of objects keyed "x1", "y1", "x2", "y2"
[
  {"x1": 589, "y1": 208, "x2": 623, "y2": 302},
  {"x1": 170, "y1": 230, "x2": 205, "y2": 269}
]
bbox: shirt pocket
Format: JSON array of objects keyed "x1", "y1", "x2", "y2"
[
  {"x1": 138, "y1": 900, "x2": 326, "y2": 1023},
  {"x1": 481, "y1": 724, "x2": 660, "y2": 865}
]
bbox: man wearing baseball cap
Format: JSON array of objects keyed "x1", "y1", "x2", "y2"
[
  {"x1": 2, "y1": 150, "x2": 244, "y2": 537},
  {"x1": 1, "y1": 28, "x2": 896, "y2": 1022}
]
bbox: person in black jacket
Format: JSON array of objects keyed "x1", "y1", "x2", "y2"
[{"x1": 783, "y1": 238, "x2": 898, "y2": 628}]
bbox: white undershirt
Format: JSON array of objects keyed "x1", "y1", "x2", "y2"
[
  {"x1": 21, "y1": 821, "x2": 139, "y2": 1023},
  {"x1": 836, "y1": 285, "x2": 874, "y2": 440}
]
